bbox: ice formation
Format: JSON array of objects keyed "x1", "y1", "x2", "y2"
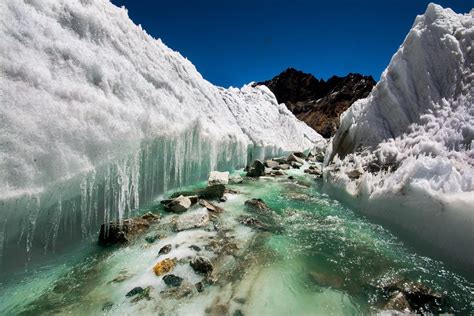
[
  {"x1": 0, "y1": 0, "x2": 323, "y2": 268},
  {"x1": 325, "y1": 4, "x2": 474, "y2": 272}
]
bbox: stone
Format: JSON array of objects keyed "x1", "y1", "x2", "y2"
[
  {"x1": 279, "y1": 164, "x2": 290, "y2": 170},
  {"x1": 219, "y1": 196, "x2": 227, "y2": 202},
  {"x1": 126, "y1": 287, "x2": 145, "y2": 297},
  {"x1": 189, "y1": 245, "x2": 201, "y2": 252},
  {"x1": 190, "y1": 256, "x2": 213, "y2": 274},
  {"x1": 141, "y1": 212, "x2": 160, "y2": 221},
  {"x1": 145, "y1": 234, "x2": 159, "y2": 243},
  {"x1": 153, "y1": 258, "x2": 177, "y2": 276},
  {"x1": 264, "y1": 159, "x2": 279, "y2": 169},
  {"x1": 288, "y1": 175, "x2": 295, "y2": 180},
  {"x1": 175, "y1": 209, "x2": 210, "y2": 232},
  {"x1": 199, "y1": 199, "x2": 224, "y2": 213},
  {"x1": 199, "y1": 184, "x2": 226, "y2": 200},
  {"x1": 229, "y1": 175, "x2": 243, "y2": 184},
  {"x1": 130, "y1": 286, "x2": 152, "y2": 303},
  {"x1": 195, "y1": 282, "x2": 204, "y2": 293},
  {"x1": 244, "y1": 198, "x2": 272, "y2": 216},
  {"x1": 304, "y1": 168, "x2": 322, "y2": 176},
  {"x1": 208, "y1": 171, "x2": 229, "y2": 185},
  {"x1": 163, "y1": 274, "x2": 183, "y2": 287},
  {"x1": 160, "y1": 282, "x2": 194, "y2": 299},
  {"x1": 164, "y1": 195, "x2": 192, "y2": 213},
  {"x1": 98, "y1": 218, "x2": 150, "y2": 247},
  {"x1": 315, "y1": 152, "x2": 325, "y2": 163},
  {"x1": 292, "y1": 152, "x2": 306, "y2": 159},
  {"x1": 347, "y1": 169, "x2": 362, "y2": 179},
  {"x1": 272, "y1": 170, "x2": 285, "y2": 176},
  {"x1": 290, "y1": 161, "x2": 303, "y2": 169},
  {"x1": 272, "y1": 157, "x2": 288, "y2": 164},
  {"x1": 158, "y1": 244, "x2": 172, "y2": 255},
  {"x1": 168, "y1": 191, "x2": 198, "y2": 199},
  {"x1": 385, "y1": 292, "x2": 412, "y2": 312},
  {"x1": 287, "y1": 153, "x2": 305, "y2": 164},
  {"x1": 246, "y1": 160, "x2": 265, "y2": 177},
  {"x1": 239, "y1": 216, "x2": 271, "y2": 231}
]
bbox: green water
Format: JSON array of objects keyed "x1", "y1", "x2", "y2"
[{"x1": 0, "y1": 171, "x2": 472, "y2": 315}]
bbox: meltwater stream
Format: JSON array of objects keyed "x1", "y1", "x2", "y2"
[{"x1": 0, "y1": 169, "x2": 472, "y2": 315}]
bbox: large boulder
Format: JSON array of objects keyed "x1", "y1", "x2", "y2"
[
  {"x1": 287, "y1": 153, "x2": 305, "y2": 164},
  {"x1": 199, "y1": 184, "x2": 226, "y2": 200},
  {"x1": 199, "y1": 199, "x2": 224, "y2": 213},
  {"x1": 153, "y1": 258, "x2": 177, "y2": 276},
  {"x1": 246, "y1": 160, "x2": 265, "y2": 177},
  {"x1": 164, "y1": 195, "x2": 192, "y2": 213},
  {"x1": 190, "y1": 256, "x2": 213, "y2": 274},
  {"x1": 208, "y1": 171, "x2": 229, "y2": 185},
  {"x1": 175, "y1": 209, "x2": 210, "y2": 232},
  {"x1": 229, "y1": 174, "x2": 243, "y2": 184},
  {"x1": 244, "y1": 198, "x2": 273, "y2": 216},
  {"x1": 98, "y1": 217, "x2": 152, "y2": 246},
  {"x1": 264, "y1": 159, "x2": 280, "y2": 169}
]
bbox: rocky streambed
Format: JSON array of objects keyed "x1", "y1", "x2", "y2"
[{"x1": 0, "y1": 154, "x2": 472, "y2": 315}]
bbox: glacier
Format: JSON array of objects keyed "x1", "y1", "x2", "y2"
[
  {"x1": 325, "y1": 4, "x2": 474, "y2": 274},
  {"x1": 0, "y1": 0, "x2": 324, "y2": 271}
]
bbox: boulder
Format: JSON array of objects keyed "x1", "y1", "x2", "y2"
[
  {"x1": 126, "y1": 286, "x2": 152, "y2": 302},
  {"x1": 164, "y1": 195, "x2": 192, "y2": 213},
  {"x1": 292, "y1": 152, "x2": 306, "y2": 159},
  {"x1": 304, "y1": 168, "x2": 322, "y2": 176},
  {"x1": 264, "y1": 159, "x2": 280, "y2": 169},
  {"x1": 199, "y1": 184, "x2": 225, "y2": 200},
  {"x1": 290, "y1": 161, "x2": 303, "y2": 169},
  {"x1": 239, "y1": 215, "x2": 271, "y2": 231},
  {"x1": 347, "y1": 169, "x2": 362, "y2": 179},
  {"x1": 98, "y1": 218, "x2": 151, "y2": 247},
  {"x1": 279, "y1": 164, "x2": 290, "y2": 170},
  {"x1": 272, "y1": 170, "x2": 286, "y2": 176},
  {"x1": 229, "y1": 175, "x2": 243, "y2": 184},
  {"x1": 141, "y1": 212, "x2": 160, "y2": 221},
  {"x1": 190, "y1": 256, "x2": 213, "y2": 274},
  {"x1": 287, "y1": 153, "x2": 305, "y2": 164},
  {"x1": 189, "y1": 245, "x2": 202, "y2": 252},
  {"x1": 208, "y1": 171, "x2": 229, "y2": 185},
  {"x1": 272, "y1": 157, "x2": 288, "y2": 164},
  {"x1": 246, "y1": 160, "x2": 265, "y2": 177},
  {"x1": 199, "y1": 199, "x2": 224, "y2": 213},
  {"x1": 153, "y1": 258, "x2": 177, "y2": 276},
  {"x1": 163, "y1": 274, "x2": 183, "y2": 287},
  {"x1": 158, "y1": 244, "x2": 172, "y2": 255},
  {"x1": 244, "y1": 198, "x2": 272, "y2": 216},
  {"x1": 175, "y1": 209, "x2": 210, "y2": 232}
]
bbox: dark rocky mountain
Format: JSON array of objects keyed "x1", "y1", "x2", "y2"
[{"x1": 256, "y1": 68, "x2": 376, "y2": 138}]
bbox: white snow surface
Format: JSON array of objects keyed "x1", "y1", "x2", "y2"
[
  {"x1": 324, "y1": 4, "x2": 474, "y2": 271},
  {"x1": 0, "y1": 0, "x2": 323, "y2": 199}
]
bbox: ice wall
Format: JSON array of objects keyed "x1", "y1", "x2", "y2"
[
  {"x1": 0, "y1": 0, "x2": 324, "y2": 271},
  {"x1": 324, "y1": 4, "x2": 474, "y2": 275}
]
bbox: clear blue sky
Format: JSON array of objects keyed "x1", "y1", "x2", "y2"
[{"x1": 110, "y1": 0, "x2": 472, "y2": 87}]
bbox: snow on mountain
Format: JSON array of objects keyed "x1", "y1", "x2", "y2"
[
  {"x1": 0, "y1": 0, "x2": 323, "y2": 265},
  {"x1": 325, "y1": 4, "x2": 474, "y2": 272}
]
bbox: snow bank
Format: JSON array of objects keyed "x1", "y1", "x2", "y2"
[
  {"x1": 325, "y1": 4, "x2": 474, "y2": 274},
  {"x1": 0, "y1": 0, "x2": 323, "y2": 268}
]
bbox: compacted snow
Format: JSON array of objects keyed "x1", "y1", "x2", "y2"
[
  {"x1": 0, "y1": 0, "x2": 323, "y2": 268},
  {"x1": 325, "y1": 4, "x2": 474, "y2": 273}
]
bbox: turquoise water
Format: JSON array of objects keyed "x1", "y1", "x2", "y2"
[{"x1": 0, "y1": 171, "x2": 472, "y2": 315}]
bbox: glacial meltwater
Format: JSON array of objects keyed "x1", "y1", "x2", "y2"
[{"x1": 0, "y1": 168, "x2": 472, "y2": 315}]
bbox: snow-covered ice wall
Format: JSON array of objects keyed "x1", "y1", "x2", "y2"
[
  {"x1": 0, "y1": 0, "x2": 324, "y2": 271},
  {"x1": 325, "y1": 4, "x2": 474, "y2": 275}
]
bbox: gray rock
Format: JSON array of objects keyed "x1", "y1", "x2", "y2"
[
  {"x1": 292, "y1": 152, "x2": 306, "y2": 159},
  {"x1": 279, "y1": 164, "x2": 290, "y2": 170},
  {"x1": 163, "y1": 274, "x2": 183, "y2": 287},
  {"x1": 199, "y1": 199, "x2": 223, "y2": 213},
  {"x1": 347, "y1": 169, "x2": 362, "y2": 179},
  {"x1": 246, "y1": 160, "x2": 265, "y2": 177},
  {"x1": 290, "y1": 161, "x2": 303, "y2": 169},
  {"x1": 190, "y1": 256, "x2": 213, "y2": 274},
  {"x1": 199, "y1": 184, "x2": 226, "y2": 200},
  {"x1": 189, "y1": 245, "x2": 201, "y2": 252},
  {"x1": 98, "y1": 218, "x2": 151, "y2": 247},
  {"x1": 287, "y1": 153, "x2": 305, "y2": 164},
  {"x1": 175, "y1": 209, "x2": 210, "y2": 232},
  {"x1": 229, "y1": 175, "x2": 243, "y2": 184},
  {"x1": 208, "y1": 171, "x2": 229, "y2": 185},
  {"x1": 165, "y1": 195, "x2": 192, "y2": 213},
  {"x1": 264, "y1": 159, "x2": 280, "y2": 169},
  {"x1": 272, "y1": 157, "x2": 288, "y2": 164},
  {"x1": 158, "y1": 244, "x2": 172, "y2": 255}
]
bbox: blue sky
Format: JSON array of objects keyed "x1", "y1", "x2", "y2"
[{"x1": 111, "y1": 0, "x2": 472, "y2": 87}]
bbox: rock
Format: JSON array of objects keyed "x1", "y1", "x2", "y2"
[
  {"x1": 292, "y1": 152, "x2": 306, "y2": 159},
  {"x1": 304, "y1": 168, "x2": 322, "y2": 176},
  {"x1": 195, "y1": 282, "x2": 204, "y2": 293},
  {"x1": 272, "y1": 170, "x2": 286, "y2": 176},
  {"x1": 102, "y1": 301, "x2": 114, "y2": 312},
  {"x1": 153, "y1": 258, "x2": 177, "y2": 276},
  {"x1": 189, "y1": 245, "x2": 201, "y2": 252},
  {"x1": 126, "y1": 287, "x2": 145, "y2": 297},
  {"x1": 145, "y1": 234, "x2": 159, "y2": 243},
  {"x1": 208, "y1": 171, "x2": 229, "y2": 185},
  {"x1": 163, "y1": 274, "x2": 183, "y2": 287},
  {"x1": 190, "y1": 256, "x2": 213, "y2": 274},
  {"x1": 287, "y1": 153, "x2": 305, "y2": 164},
  {"x1": 158, "y1": 244, "x2": 172, "y2": 255},
  {"x1": 244, "y1": 198, "x2": 272, "y2": 216},
  {"x1": 141, "y1": 212, "x2": 160, "y2": 221},
  {"x1": 98, "y1": 218, "x2": 150, "y2": 247},
  {"x1": 199, "y1": 184, "x2": 226, "y2": 200},
  {"x1": 246, "y1": 160, "x2": 265, "y2": 177},
  {"x1": 229, "y1": 175, "x2": 243, "y2": 184},
  {"x1": 272, "y1": 157, "x2": 288, "y2": 164},
  {"x1": 199, "y1": 199, "x2": 224, "y2": 213},
  {"x1": 175, "y1": 209, "x2": 210, "y2": 232},
  {"x1": 385, "y1": 292, "x2": 412, "y2": 313},
  {"x1": 264, "y1": 159, "x2": 280, "y2": 169},
  {"x1": 347, "y1": 169, "x2": 362, "y2": 179},
  {"x1": 290, "y1": 161, "x2": 303, "y2": 169},
  {"x1": 160, "y1": 282, "x2": 194, "y2": 299},
  {"x1": 239, "y1": 216, "x2": 271, "y2": 231},
  {"x1": 130, "y1": 286, "x2": 152, "y2": 303},
  {"x1": 288, "y1": 175, "x2": 295, "y2": 180},
  {"x1": 164, "y1": 195, "x2": 192, "y2": 213},
  {"x1": 315, "y1": 152, "x2": 325, "y2": 163},
  {"x1": 279, "y1": 163, "x2": 290, "y2": 170},
  {"x1": 219, "y1": 196, "x2": 227, "y2": 202},
  {"x1": 168, "y1": 191, "x2": 198, "y2": 199}
]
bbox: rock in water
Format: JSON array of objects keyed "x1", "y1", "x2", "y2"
[
  {"x1": 287, "y1": 153, "x2": 305, "y2": 165},
  {"x1": 229, "y1": 175, "x2": 243, "y2": 184},
  {"x1": 126, "y1": 287, "x2": 145, "y2": 297},
  {"x1": 239, "y1": 216, "x2": 271, "y2": 231},
  {"x1": 190, "y1": 256, "x2": 213, "y2": 274},
  {"x1": 264, "y1": 160, "x2": 279, "y2": 169},
  {"x1": 98, "y1": 218, "x2": 151, "y2": 246},
  {"x1": 175, "y1": 209, "x2": 210, "y2": 232},
  {"x1": 199, "y1": 184, "x2": 226, "y2": 200},
  {"x1": 246, "y1": 160, "x2": 265, "y2": 177},
  {"x1": 158, "y1": 244, "x2": 172, "y2": 255},
  {"x1": 163, "y1": 274, "x2": 183, "y2": 287},
  {"x1": 208, "y1": 171, "x2": 229, "y2": 185},
  {"x1": 164, "y1": 195, "x2": 192, "y2": 213},
  {"x1": 244, "y1": 199, "x2": 272, "y2": 216},
  {"x1": 278, "y1": 164, "x2": 290, "y2": 170},
  {"x1": 153, "y1": 258, "x2": 177, "y2": 276},
  {"x1": 290, "y1": 161, "x2": 303, "y2": 169},
  {"x1": 199, "y1": 199, "x2": 224, "y2": 213}
]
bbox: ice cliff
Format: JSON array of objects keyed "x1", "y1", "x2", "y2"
[
  {"x1": 325, "y1": 4, "x2": 474, "y2": 273},
  {"x1": 0, "y1": 0, "x2": 323, "y2": 268}
]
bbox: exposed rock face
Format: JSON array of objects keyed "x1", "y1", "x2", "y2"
[{"x1": 256, "y1": 68, "x2": 375, "y2": 137}]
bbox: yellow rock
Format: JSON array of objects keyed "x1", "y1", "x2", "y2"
[{"x1": 153, "y1": 258, "x2": 176, "y2": 276}]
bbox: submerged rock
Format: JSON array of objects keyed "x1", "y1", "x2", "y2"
[
  {"x1": 175, "y1": 209, "x2": 210, "y2": 232},
  {"x1": 164, "y1": 195, "x2": 192, "y2": 213},
  {"x1": 199, "y1": 199, "x2": 224, "y2": 213},
  {"x1": 98, "y1": 217, "x2": 151, "y2": 247},
  {"x1": 208, "y1": 171, "x2": 230, "y2": 185},
  {"x1": 153, "y1": 258, "x2": 177, "y2": 276},
  {"x1": 290, "y1": 161, "x2": 303, "y2": 169},
  {"x1": 246, "y1": 160, "x2": 265, "y2": 177},
  {"x1": 244, "y1": 198, "x2": 272, "y2": 216},
  {"x1": 189, "y1": 245, "x2": 202, "y2": 252},
  {"x1": 158, "y1": 244, "x2": 172, "y2": 255},
  {"x1": 163, "y1": 274, "x2": 183, "y2": 287},
  {"x1": 190, "y1": 256, "x2": 214, "y2": 274},
  {"x1": 199, "y1": 184, "x2": 226, "y2": 200},
  {"x1": 239, "y1": 215, "x2": 271, "y2": 231},
  {"x1": 126, "y1": 287, "x2": 145, "y2": 297}
]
